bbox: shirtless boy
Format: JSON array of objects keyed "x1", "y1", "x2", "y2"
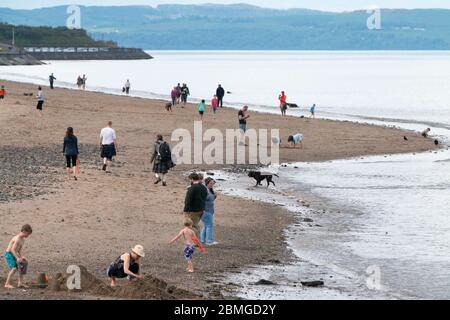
[
  {"x1": 3, "y1": 224, "x2": 32, "y2": 289},
  {"x1": 169, "y1": 219, "x2": 206, "y2": 273}
]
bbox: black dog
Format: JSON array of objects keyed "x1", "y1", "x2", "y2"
[{"x1": 248, "y1": 171, "x2": 278, "y2": 187}]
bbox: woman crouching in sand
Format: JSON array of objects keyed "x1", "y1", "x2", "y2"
[
  {"x1": 63, "y1": 127, "x2": 79, "y2": 180},
  {"x1": 106, "y1": 245, "x2": 145, "y2": 287}
]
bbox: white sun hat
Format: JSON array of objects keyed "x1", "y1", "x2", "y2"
[{"x1": 131, "y1": 244, "x2": 145, "y2": 257}]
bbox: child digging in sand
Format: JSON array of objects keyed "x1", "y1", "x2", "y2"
[
  {"x1": 169, "y1": 219, "x2": 206, "y2": 273},
  {"x1": 3, "y1": 224, "x2": 32, "y2": 289}
]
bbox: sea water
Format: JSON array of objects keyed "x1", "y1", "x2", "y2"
[{"x1": 1, "y1": 51, "x2": 450, "y2": 299}]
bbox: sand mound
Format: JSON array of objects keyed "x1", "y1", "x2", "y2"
[
  {"x1": 50, "y1": 267, "x2": 201, "y2": 300},
  {"x1": 110, "y1": 275, "x2": 203, "y2": 300}
]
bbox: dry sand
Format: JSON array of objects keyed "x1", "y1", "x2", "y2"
[{"x1": 0, "y1": 80, "x2": 436, "y2": 299}]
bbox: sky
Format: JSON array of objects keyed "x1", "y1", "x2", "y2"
[{"x1": 1, "y1": 0, "x2": 450, "y2": 11}]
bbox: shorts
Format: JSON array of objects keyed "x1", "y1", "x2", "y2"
[
  {"x1": 184, "y1": 245, "x2": 195, "y2": 261},
  {"x1": 66, "y1": 155, "x2": 77, "y2": 168},
  {"x1": 37, "y1": 100, "x2": 44, "y2": 110},
  {"x1": 0, "y1": 95, "x2": 4, "y2": 99},
  {"x1": 199, "y1": 111, "x2": 204, "y2": 115},
  {"x1": 239, "y1": 123, "x2": 247, "y2": 133},
  {"x1": 3, "y1": 252, "x2": 17, "y2": 269}
]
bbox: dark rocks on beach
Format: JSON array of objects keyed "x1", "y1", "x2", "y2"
[
  {"x1": 303, "y1": 218, "x2": 314, "y2": 223},
  {"x1": 301, "y1": 281, "x2": 324, "y2": 287},
  {"x1": 254, "y1": 279, "x2": 276, "y2": 286},
  {"x1": 0, "y1": 144, "x2": 99, "y2": 203}
]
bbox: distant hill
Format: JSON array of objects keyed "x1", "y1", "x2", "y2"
[
  {"x1": 1, "y1": 4, "x2": 450, "y2": 50},
  {"x1": 0, "y1": 23, "x2": 116, "y2": 47}
]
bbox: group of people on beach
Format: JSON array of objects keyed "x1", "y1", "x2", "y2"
[
  {"x1": 278, "y1": 90, "x2": 316, "y2": 119},
  {"x1": 76, "y1": 75, "x2": 87, "y2": 90},
  {"x1": 1, "y1": 75, "x2": 322, "y2": 290},
  {"x1": 169, "y1": 83, "x2": 191, "y2": 110}
]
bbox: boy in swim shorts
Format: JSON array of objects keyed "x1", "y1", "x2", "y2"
[
  {"x1": 169, "y1": 219, "x2": 206, "y2": 273},
  {"x1": 3, "y1": 224, "x2": 32, "y2": 289}
]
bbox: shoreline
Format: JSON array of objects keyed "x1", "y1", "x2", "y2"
[{"x1": 0, "y1": 79, "x2": 438, "y2": 300}]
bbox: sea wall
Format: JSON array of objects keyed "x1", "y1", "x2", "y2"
[
  {"x1": 25, "y1": 47, "x2": 152, "y2": 60},
  {"x1": 0, "y1": 52, "x2": 43, "y2": 66}
]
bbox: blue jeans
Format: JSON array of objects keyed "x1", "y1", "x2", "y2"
[{"x1": 200, "y1": 211, "x2": 214, "y2": 244}]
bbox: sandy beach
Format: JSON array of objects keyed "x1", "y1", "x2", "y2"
[{"x1": 0, "y1": 80, "x2": 437, "y2": 300}]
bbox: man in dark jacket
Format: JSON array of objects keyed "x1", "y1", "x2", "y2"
[
  {"x1": 184, "y1": 173, "x2": 208, "y2": 236},
  {"x1": 216, "y1": 84, "x2": 225, "y2": 108}
]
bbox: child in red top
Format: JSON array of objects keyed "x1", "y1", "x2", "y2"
[
  {"x1": 0, "y1": 85, "x2": 6, "y2": 100},
  {"x1": 211, "y1": 95, "x2": 219, "y2": 114}
]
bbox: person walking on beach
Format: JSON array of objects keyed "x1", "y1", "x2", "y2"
[
  {"x1": 288, "y1": 133, "x2": 304, "y2": 148},
  {"x1": 171, "y1": 87, "x2": 178, "y2": 107},
  {"x1": 49, "y1": 73, "x2": 56, "y2": 89},
  {"x1": 309, "y1": 104, "x2": 316, "y2": 119},
  {"x1": 124, "y1": 79, "x2": 131, "y2": 95},
  {"x1": 3, "y1": 224, "x2": 33, "y2": 289},
  {"x1": 169, "y1": 219, "x2": 206, "y2": 273},
  {"x1": 150, "y1": 134, "x2": 174, "y2": 187},
  {"x1": 106, "y1": 245, "x2": 145, "y2": 287},
  {"x1": 99, "y1": 121, "x2": 118, "y2": 172},
  {"x1": 200, "y1": 178, "x2": 219, "y2": 246},
  {"x1": 181, "y1": 83, "x2": 190, "y2": 108},
  {"x1": 63, "y1": 127, "x2": 79, "y2": 181},
  {"x1": 184, "y1": 173, "x2": 208, "y2": 237},
  {"x1": 211, "y1": 95, "x2": 219, "y2": 115},
  {"x1": 0, "y1": 85, "x2": 6, "y2": 101},
  {"x1": 216, "y1": 84, "x2": 225, "y2": 108},
  {"x1": 82, "y1": 74, "x2": 87, "y2": 90},
  {"x1": 36, "y1": 86, "x2": 44, "y2": 117},
  {"x1": 176, "y1": 83, "x2": 182, "y2": 104},
  {"x1": 238, "y1": 105, "x2": 250, "y2": 145},
  {"x1": 279, "y1": 91, "x2": 287, "y2": 116},
  {"x1": 198, "y1": 99, "x2": 206, "y2": 120}
]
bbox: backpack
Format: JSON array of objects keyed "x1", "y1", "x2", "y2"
[{"x1": 158, "y1": 142, "x2": 172, "y2": 162}]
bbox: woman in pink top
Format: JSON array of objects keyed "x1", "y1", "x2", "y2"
[{"x1": 211, "y1": 95, "x2": 219, "y2": 114}]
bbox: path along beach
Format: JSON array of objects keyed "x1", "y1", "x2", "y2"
[{"x1": 0, "y1": 80, "x2": 437, "y2": 299}]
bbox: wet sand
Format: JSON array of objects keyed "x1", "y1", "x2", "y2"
[{"x1": 0, "y1": 80, "x2": 436, "y2": 299}]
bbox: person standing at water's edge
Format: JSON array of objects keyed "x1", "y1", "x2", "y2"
[
  {"x1": 279, "y1": 91, "x2": 287, "y2": 116},
  {"x1": 77, "y1": 76, "x2": 83, "y2": 89},
  {"x1": 309, "y1": 104, "x2": 316, "y2": 119},
  {"x1": 82, "y1": 74, "x2": 87, "y2": 90},
  {"x1": 216, "y1": 84, "x2": 225, "y2": 108},
  {"x1": 63, "y1": 127, "x2": 79, "y2": 181},
  {"x1": 150, "y1": 134, "x2": 174, "y2": 187},
  {"x1": 181, "y1": 83, "x2": 190, "y2": 108},
  {"x1": 200, "y1": 178, "x2": 219, "y2": 246},
  {"x1": 124, "y1": 79, "x2": 131, "y2": 95},
  {"x1": 99, "y1": 121, "x2": 117, "y2": 172},
  {"x1": 36, "y1": 86, "x2": 44, "y2": 117},
  {"x1": 184, "y1": 173, "x2": 208, "y2": 237},
  {"x1": 49, "y1": 73, "x2": 56, "y2": 89}
]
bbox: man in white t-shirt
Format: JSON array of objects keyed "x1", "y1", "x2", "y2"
[{"x1": 99, "y1": 121, "x2": 118, "y2": 172}]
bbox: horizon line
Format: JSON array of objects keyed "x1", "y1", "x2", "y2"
[{"x1": 1, "y1": 3, "x2": 450, "y2": 13}]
